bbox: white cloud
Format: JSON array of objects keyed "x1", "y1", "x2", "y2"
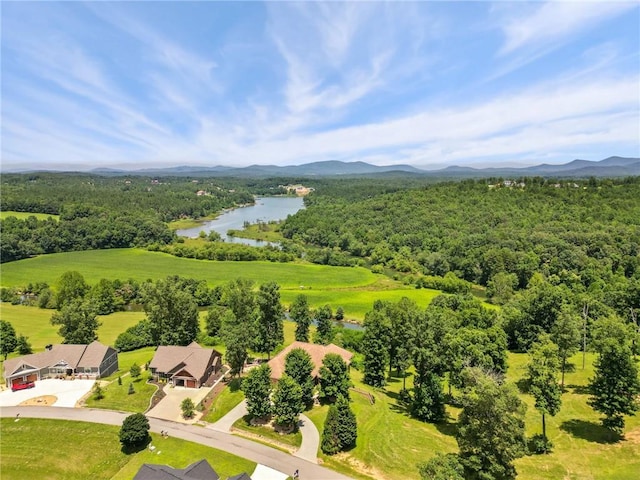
[{"x1": 498, "y1": 1, "x2": 634, "y2": 56}]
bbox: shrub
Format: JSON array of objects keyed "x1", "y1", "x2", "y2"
[
  {"x1": 181, "y1": 398, "x2": 195, "y2": 419},
  {"x1": 128, "y1": 383, "x2": 135, "y2": 395},
  {"x1": 119, "y1": 413, "x2": 150, "y2": 450},
  {"x1": 528, "y1": 433, "x2": 554, "y2": 454}
]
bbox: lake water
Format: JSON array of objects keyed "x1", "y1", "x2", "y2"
[{"x1": 176, "y1": 196, "x2": 305, "y2": 246}]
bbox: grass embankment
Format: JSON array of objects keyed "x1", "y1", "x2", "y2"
[
  {"x1": 304, "y1": 352, "x2": 640, "y2": 480},
  {"x1": 232, "y1": 416, "x2": 303, "y2": 450},
  {"x1": 202, "y1": 378, "x2": 245, "y2": 423},
  {"x1": 0, "y1": 418, "x2": 255, "y2": 480},
  {"x1": 85, "y1": 376, "x2": 157, "y2": 413},
  {"x1": 0, "y1": 211, "x2": 59, "y2": 221}
]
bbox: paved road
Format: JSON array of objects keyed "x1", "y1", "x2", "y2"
[
  {"x1": 210, "y1": 400, "x2": 320, "y2": 464},
  {"x1": 1, "y1": 406, "x2": 352, "y2": 480}
]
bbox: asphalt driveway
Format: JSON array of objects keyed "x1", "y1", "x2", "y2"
[{"x1": 0, "y1": 379, "x2": 95, "y2": 407}]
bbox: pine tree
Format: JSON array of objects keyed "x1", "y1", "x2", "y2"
[
  {"x1": 254, "y1": 282, "x2": 284, "y2": 359},
  {"x1": 321, "y1": 404, "x2": 341, "y2": 455},
  {"x1": 335, "y1": 395, "x2": 357, "y2": 450},
  {"x1": 314, "y1": 305, "x2": 334, "y2": 345},
  {"x1": 319, "y1": 353, "x2": 350, "y2": 403},
  {"x1": 290, "y1": 294, "x2": 312, "y2": 342},
  {"x1": 362, "y1": 309, "x2": 390, "y2": 387},
  {"x1": 128, "y1": 383, "x2": 135, "y2": 395}
]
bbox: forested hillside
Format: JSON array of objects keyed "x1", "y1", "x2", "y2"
[{"x1": 282, "y1": 177, "x2": 640, "y2": 290}]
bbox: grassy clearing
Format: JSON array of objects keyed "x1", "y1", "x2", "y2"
[
  {"x1": 228, "y1": 223, "x2": 284, "y2": 242},
  {"x1": 0, "y1": 418, "x2": 255, "y2": 480},
  {"x1": 0, "y1": 248, "x2": 378, "y2": 290},
  {"x1": 0, "y1": 211, "x2": 59, "y2": 221},
  {"x1": 281, "y1": 287, "x2": 441, "y2": 322},
  {"x1": 85, "y1": 376, "x2": 157, "y2": 413},
  {"x1": 102, "y1": 348, "x2": 156, "y2": 382}
]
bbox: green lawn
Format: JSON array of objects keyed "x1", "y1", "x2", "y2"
[
  {"x1": 0, "y1": 418, "x2": 255, "y2": 480},
  {"x1": 303, "y1": 352, "x2": 640, "y2": 480},
  {"x1": 85, "y1": 376, "x2": 157, "y2": 413},
  {"x1": 0, "y1": 210, "x2": 59, "y2": 221},
  {"x1": 202, "y1": 378, "x2": 245, "y2": 423},
  {"x1": 0, "y1": 248, "x2": 378, "y2": 290},
  {"x1": 281, "y1": 287, "x2": 441, "y2": 322},
  {"x1": 101, "y1": 348, "x2": 157, "y2": 381}
]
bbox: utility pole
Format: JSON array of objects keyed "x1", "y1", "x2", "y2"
[{"x1": 582, "y1": 302, "x2": 589, "y2": 370}]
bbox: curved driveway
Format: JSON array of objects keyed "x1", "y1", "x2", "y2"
[{"x1": 1, "y1": 406, "x2": 352, "y2": 480}]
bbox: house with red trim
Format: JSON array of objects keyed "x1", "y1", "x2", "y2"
[{"x1": 3, "y1": 341, "x2": 118, "y2": 388}]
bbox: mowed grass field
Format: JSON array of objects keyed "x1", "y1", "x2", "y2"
[
  {"x1": 1, "y1": 248, "x2": 446, "y2": 321},
  {"x1": 0, "y1": 418, "x2": 255, "y2": 480},
  {"x1": 0, "y1": 210, "x2": 59, "y2": 221},
  {"x1": 303, "y1": 352, "x2": 640, "y2": 480},
  {"x1": 0, "y1": 248, "x2": 377, "y2": 290}
]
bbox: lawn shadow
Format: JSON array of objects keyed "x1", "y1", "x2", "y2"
[
  {"x1": 560, "y1": 419, "x2": 621, "y2": 444},
  {"x1": 566, "y1": 384, "x2": 590, "y2": 395},
  {"x1": 435, "y1": 420, "x2": 457, "y2": 438},
  {"x1": 121, "y1": 435, "x2": 151, "y2": 454},
  {"x1": 227, "y1": 377, "x2": 242, "y2": 392},
  {"x1": 516, "y1": 378, "x2": 529, "y2": 394}
]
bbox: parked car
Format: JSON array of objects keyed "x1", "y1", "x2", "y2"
[{"x1": 11, "y1": 381, "x2": 35, "y2": 392}]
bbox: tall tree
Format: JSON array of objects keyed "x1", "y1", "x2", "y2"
[
  {"x1": 388, "y1": 298, "x2": 417, "y2": 388},
  {"x1": 284, "y1": 348, "x2": 315, "y2": 407},
  {"x1": 222, "y1": 278, "x2": 256, "y2": 332},
  {"x1": 335, "y1": 395, "x2": 357, "y2": 450},
  {"x1": 55, "y1": 271, "x2": 89, "y2": 309},
  {"x1": 16, "y1": 334, "x2": 33, "y2": 355},
  {"x1": 205, "y1": 305, "x2": 227, "y2": 337},
  {"x1": 0, "y1": 320, "x2": 17, "y2": 359},
  {"x1": 319, "y1": 353, "x2": 351, "y2": 403},
  {"x1": 456, "y1": 368, "x2": 527, "y2": 480},
  {"x1": 321, "y1": 403, "x2": 341, "y2": 455},
  {"x1": 141, "y1": 278, "x2": 199, "y2": 346},
  {"x1": 526, "y1": 334, "x2": 562, "y2": 451},
  {"x1": 243, "y1": 364, "x2": 273, "y2": 420},
  {"x1": 314, "y1": 305, "x2": 334, "y2": 345},
  {"x1": 290, "y1": 294, "x2": 312, "y2": 342},
  {"x1": 254, "y1": 282, "x2": 284, "y2": 359},
  {"x1": 411, "y1": 372, "x2": 446, "y2": 423},
  {"x1": 88, "y1": 278, "x2": 120, "y2": 315},
  {"x1": 50, "y1": 299, "x2": 101, "y2": 344},
  {"x1": 272, "y1": 374, "x2": 304, "y2": 429},
  {"x1": 362, "y1": 308, "x2": 390, "y2": 387},
  {"x1": 589, "y1": 342, "x2": 640, "y2": 435},
  {"x1": 224, "y1": 319, "x2": 249, "y2": 376},
  {"x1": 551, "y1": 306, "x2": 582, "y2": 388}
]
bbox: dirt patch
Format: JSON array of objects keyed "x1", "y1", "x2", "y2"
[
  {"x1": 623, "y1": 427, "x2": 640, "y2": 444},
  {"x1": 333, "y1": 453, "x2": 391, "y2": 480},
  {"x1": 19, "y1": 395, "x2": 57, "y2": 406}
]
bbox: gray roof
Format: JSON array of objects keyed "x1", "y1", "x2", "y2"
[
  {"x1": 149, "y1": 344, "x2": 220, "y2": 380},
  {"x1": 3, "y1": 341, "x2": 114, "y2": 379},
  {"x1": 227, "y1": 474, "x2": 251, "y2": 480},
  {"x1": 133, "y1": 459, "x2": 220, "y2": 480}
]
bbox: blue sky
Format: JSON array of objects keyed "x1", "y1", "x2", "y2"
[{"x1": 1, "y1": 1, "x2": 639, "y2": 171}]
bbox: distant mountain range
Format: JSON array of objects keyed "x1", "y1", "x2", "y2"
[
  {"x1": 11, "y1": 156, "x2": 640, "y2": 178},
  {"x1": 88, "y1": 156, "x2": 639, "y2": 178}
]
